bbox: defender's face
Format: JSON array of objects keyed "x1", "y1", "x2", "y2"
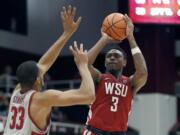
[{"x1": 105, "y1": 49, "x2": 126, "y2": 71}]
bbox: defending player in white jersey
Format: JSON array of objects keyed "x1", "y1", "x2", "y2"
[{"x1": 3, "y1": 5, "x2": 95, "y2": 135}]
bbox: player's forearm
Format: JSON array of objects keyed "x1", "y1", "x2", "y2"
[
  {"x1": 128, "y1": 34, "x2": 148, "y2": 77},
  {"x1": 79, "y1": 65, "x2": 94, "y2": 89},
  {"x1": 78, "y1": 65, "x2": 95, "y2": 99},
  {"x1": 38, "y1": 32, "x2": 72, "y2": 75},
  {"x1": 127, "y1": 34, "x2": 137, "y2": 48},
  {"x1": 88, "y1": 36, "x2": 109, "y2": 65}
]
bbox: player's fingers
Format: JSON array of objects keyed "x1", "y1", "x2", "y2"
[
  {"x1": 60, "y1": 11, "x2": 65, "y2": 22},
  {"x1": 126, "y1": 26, "x2": 130, "y2": 33},
  {"x1": 75, "y1": 17, "x2": 82, "y2": 27},
  {"x1": 125, "y1": 14, "x2": 128, "y2": 18},
  {"x1": 69, "y1": 46, "x2": 76, "y2": 56},
  {"x1": 124, "y1": 14, "x2": 132, "y2": 22},
  {"x1": 125, "y1": 14, "x2": 131, "y2": 19},
  {"x1": 123, "y1": 14, "x2": 129, "y2": 22},
  {"x1": 80, "y1": 43, "x2": 84, "y2": 52},
  {"x1": 72, "y1": 7, "x2": 76, "y2": 20},
  {"x1": 62, "y1": 6, "x2": 68, "y2": 18},
  {"x1": 67, "y1": 5, "x2": 72, "y2": 15},
  {"x1": 73, "y1": 41, "x2": 79, "y2": 52}
]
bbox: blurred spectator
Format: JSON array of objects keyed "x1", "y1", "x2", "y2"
[
  {"x1": 42, "y1": 73, "x2": 53, "y2": 90},
  {"x1": 0, "y1": 65, "x2": 14, "y2": 89},
  {"x1": 0, "y1": 116, "x2": 3, "y2": 135},
  {"x1": 0, "y1": 93, "x2": 9, "y2": 117},
  {"x1": 51, "y1": 108, "x2": 69, "y2": 122}
]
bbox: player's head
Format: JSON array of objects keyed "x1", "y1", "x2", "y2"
[
  {"x1": 16, "y1": 61, "x2": 43, "y2": 91},
  {"x1": 105, "y1": 47, "x2": 127, "y2": 73}
]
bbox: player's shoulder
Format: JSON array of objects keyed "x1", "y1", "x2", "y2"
[{"x1": 28, "y1": 91, "x2": 46, "y2": 109}]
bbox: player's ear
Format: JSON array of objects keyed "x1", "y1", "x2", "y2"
[{"x1": 34, "y1": 76, "x2": 40, "y2": 86}]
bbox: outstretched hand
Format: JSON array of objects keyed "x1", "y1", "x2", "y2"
[
  {"x1": 69, "y1": 41, "x2": 88, "y2": 67},
  {"x1": 60, "y1": 5, "x2": 82, "y2": 35}
]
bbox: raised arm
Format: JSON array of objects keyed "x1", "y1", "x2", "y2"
[
  {"x1": 125, "y1": 14, "x2": 148, "y2": 93},
  {"x1": 15, "y1": 5, "x2": 81, "y2": 90},
  {"x1": 15, "y1": 5, "x2": 81, "y2": 91},
  {"x1": 38, "y1": 5, "x2": 82, "y2": 76},
  {"x1": 87, "y1": 32, "x2": 114, "y2": 80},
  {"x1": 34, "y1": 42, "x2": 95, "y2": 107}
]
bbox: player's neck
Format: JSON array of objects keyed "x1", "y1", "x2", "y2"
[
  {"x1": 20, "y1": 85, "x2": 33, "y2": 94},
  {"x1": 107, "y1": 70, "x2": 122, "y2": 79}
]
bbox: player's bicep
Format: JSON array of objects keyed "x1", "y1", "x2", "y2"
[
  {"x1": 88, "y1": 65, "x2": 101, "y2": 82},
  {"x1": 54, "y1": 90, "x2": 93, "y2": 106},
  {"x1": 36, "y1": 90, "x2": 91, "y2": 107}
]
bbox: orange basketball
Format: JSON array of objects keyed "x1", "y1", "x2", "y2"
[{"x1": 102, "y1": 13, "x2": 127, "y2": 41}]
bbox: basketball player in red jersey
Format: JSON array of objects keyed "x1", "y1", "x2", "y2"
[
  {"x1": 83, "y1": 14, "x2": 148, "y2": 135},
  {"x1": 3, "y1": 5, "x2": 95, "y2": 135}
]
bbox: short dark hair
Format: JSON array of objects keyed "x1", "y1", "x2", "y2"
[
  {"x1": 16, "y1": 61, "x2": 39, "y2": 87},
  {"x1": 106, "y1": 46, "x2": 127, "y2": 60}
]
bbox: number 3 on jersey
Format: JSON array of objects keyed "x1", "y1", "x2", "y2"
[
  {"x1": 10, "y1": 106, "x2": 25, "y2": 130},
  {"x1": 111, "y1": 96, "x2": 119, "y2": 112}
]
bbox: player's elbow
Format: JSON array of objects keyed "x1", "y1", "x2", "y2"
[
  {"x1": 81, "y1": 81, "x2": 95, "y2": 103},
  {"x1": 79, "y1": 87, "x2": 95, "y2": 104},
  {"x1": 88, "y1": 92, "x2": 96, "y2": 103},
  {"x1": 139, "y1": 70, "x2": 148, "y2": 87},
  {"x1": 139, "y1": 67, "x2": 148, "y2": 82},
  {"x1": 136, "y1": 69, "x2": 148, "y2": 87},
  {"x1": 86, "y1": 88, "x2": 96, "y2": 103},
  {"x1": 142, "y1": 69, "x2": 148, "y2": 83}
]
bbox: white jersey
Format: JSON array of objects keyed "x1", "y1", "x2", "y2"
[{"x1": 4, "y1": 89, "x2": 51, "y2": 135}]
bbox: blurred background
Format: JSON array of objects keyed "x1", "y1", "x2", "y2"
[{"x1": 0, "y1": 0, "x2": 179, "y2": 135}]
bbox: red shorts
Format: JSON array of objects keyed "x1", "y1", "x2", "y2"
[{"x1": 82, "y1": 125, "x2": 126, "y2": 135}]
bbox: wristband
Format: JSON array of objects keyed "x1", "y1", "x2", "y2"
[{"x1": 131, "y1": 47, "x2": 141, "y2": 55}]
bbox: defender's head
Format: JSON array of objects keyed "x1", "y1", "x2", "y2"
[
  {"x1": 16, "y1": 61, "x2": 43, "y2": 91},
  {"x1": 105, "y1": 47, "x2": 127, "y2": 73}
]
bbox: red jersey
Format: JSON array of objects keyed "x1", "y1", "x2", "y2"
[{"x1": 86, "y1": 73, "x2": 133, "y2": 132}]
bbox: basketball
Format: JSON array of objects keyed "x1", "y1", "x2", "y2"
[{"x1": 102, "y1": 13, "x2": 127, "y2": 41}]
